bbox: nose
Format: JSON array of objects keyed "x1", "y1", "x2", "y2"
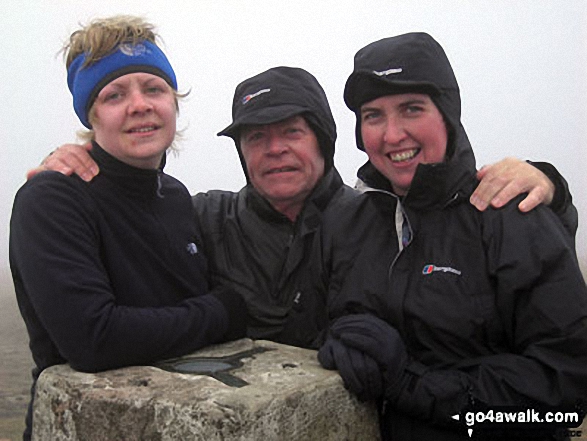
[
  {"x1": 128, "y1": 90, "x2": 153, "y2": 114},
  {"x1": 382, "y1": 116, "x2": 407, "y2": 145},
  {"x1": 265, "y1": 133, "x2": 288, "y2": 155}
]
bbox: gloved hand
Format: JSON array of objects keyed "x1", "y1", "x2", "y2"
[
  {"x1": 318, "y1": 333, "x2": 383, "y2": 401},
  {"x1": 327, "y1": 315, "x2": 473, "y2": 424},
  {"x1": 330, "y1": 314, "x2": 409, "y2": 401}
]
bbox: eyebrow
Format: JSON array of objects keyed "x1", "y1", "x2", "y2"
[
  {"x1": 360, "y1": 105, "x2": 379, "y2": 115},
  {"x1": 360, "y1": 98, "x2": 429, "y2": 114}
]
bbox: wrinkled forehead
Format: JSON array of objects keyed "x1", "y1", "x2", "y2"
[{"x1": 239, "y1": 114, "x2": 314, "y2": 139}]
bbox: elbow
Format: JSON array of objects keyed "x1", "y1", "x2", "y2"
[
  {"x1": 64, "y1": 343, "x2": 122, "y2": 373},
  {"x1": 67, "y1": 352, "x2": 111, "y2": 373}
]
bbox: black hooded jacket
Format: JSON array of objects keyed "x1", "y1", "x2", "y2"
[
  {"x1": 193, "y1": 167, "x2": 357, "y2": 349},
  {"x1": 325, "y1": 33, "x2": 587, "y2": 440}
]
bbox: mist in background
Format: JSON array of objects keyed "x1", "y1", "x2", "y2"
[
  {"x1": 2, "y1": 0, "x2": 586, "y2": 290},
  {"x1": 0, "y1": 3, "x2": 586, "y2": 436}
]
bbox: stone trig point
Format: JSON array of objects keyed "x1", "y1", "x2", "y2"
[{"x1": 32, "y1": 339, "x2": 380, "y2": 440}]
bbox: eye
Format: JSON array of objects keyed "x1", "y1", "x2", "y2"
[
  {"x1": 285, "y1": 126, "x2": 303, "y2": 136},
  {"x1": 244, "y1": 131, "x2": 265, "y2": 143},
  {"x1": 145, "y1": 85, "x2": 165, "y2": 95},
  {"x1": 405, "y1": 105, "x2": 424, "y2": 114},
  {"x1": 361, "y1": 109, "x2": 381, "y2": 123},
  {"x1": 102, "y1": 91, "x2": 122, "y2": 102},
  {"x1": 400, "y1": 101, "x2": 426, "y2": 116}
]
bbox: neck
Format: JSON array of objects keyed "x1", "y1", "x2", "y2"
[{"x1": 272, "y1": 201, "x2": 302, "y2": 222}]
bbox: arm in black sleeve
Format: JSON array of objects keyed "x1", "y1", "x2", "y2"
[
  {"x1": 528, "y1": 160, "x2": 578, "y2": 241},
  {"x1": 10, "y1": 173, "x2": 246, "y2": 373}
]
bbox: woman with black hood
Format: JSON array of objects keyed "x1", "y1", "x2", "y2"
[{"x1": 319, "y1": 32, "x2": 587, "y2": 440}]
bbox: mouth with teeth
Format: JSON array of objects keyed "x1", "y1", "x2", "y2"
[
  {"x1": 127, "y1": 125, "x2": 159, "y2": 134},
  {"x1": 390, "y1": 148, "x2": 420, "y2": 163},
  {"x1": 265, "y1": 166, "x2": 297, "y2": 175}
]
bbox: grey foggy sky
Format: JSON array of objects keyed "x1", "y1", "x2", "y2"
[{"x1": 1, "y1": 0, "x2": 586, "y2": 283}]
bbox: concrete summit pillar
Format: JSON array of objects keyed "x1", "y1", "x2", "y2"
[{"x1": 32, "y1": 339, "x2": 380, "y2": 440}]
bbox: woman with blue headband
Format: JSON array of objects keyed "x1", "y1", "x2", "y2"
[{"x1": 9, "y1": 16, "x2": 247, "y2": 440}]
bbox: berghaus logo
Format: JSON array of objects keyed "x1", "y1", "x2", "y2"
[
  {"x1": 373, "y1": 67, "x2": 402, "y2": 76},
  {"x1": 242, "y1": 88, "x2": 271, "y2": 104},
  {"x1": 422, "y1": 264, "x2": 462, "y2": 276}
]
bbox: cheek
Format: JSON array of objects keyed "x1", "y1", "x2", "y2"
[
  {"x1": 91, "y1": 107, "x2": 118, "y2": 133},
  {"x1": 91, "y1": 119, "x2": 109, "y2": 142},
  {"x1": 425, "y1": 121, "x2": 448, "y2": 162},
  {"x1": 308, "y1": 146, "x2": 325, "y2": 174},
  {"x1": 166, "y1": 117, "x2": 177, "y2": 137},
  {"x1": 164, "y1": 102, "x2": 178, "y2": 122},
  {"x1": 309, "y1": 157, "x2": 325, "y2": 184},
  {"x1": 360, "y1": 125, "x2": 380, "y2": 153},
  {"x1": 240, "y1": 149, "x2": 257, "y2": 178},
  {"x1": 361, "y1": 137, "x2": 381, "y2": 163},
  {"x1": 316, "y1": 157, "x2": 325, "y2": 175}
]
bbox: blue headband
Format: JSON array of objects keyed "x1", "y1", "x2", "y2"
[{"x1": 67, "y1": 40, "x2": 177, "y2": 128}]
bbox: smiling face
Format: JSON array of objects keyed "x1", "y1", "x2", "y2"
[
  {"x1": 239, "y1": 115, "x2": 325, "y2": 221},
  {"x1": 91, "y1": 72, "x2": 177, "y2": 169},
  {"x1": 360, "y1": 93, "x2": 448, "y2": 195}
]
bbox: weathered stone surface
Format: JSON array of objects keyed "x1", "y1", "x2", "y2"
[{"x1": 33, "y1": 339, "x2": 380, "y2": 440}]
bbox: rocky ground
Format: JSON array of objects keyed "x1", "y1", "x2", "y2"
[{"x1": 0, "y1": 291, "x2": 31, "y2": 441}]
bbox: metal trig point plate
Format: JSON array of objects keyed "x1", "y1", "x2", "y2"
[{"x1": 155, "y1": 346, "x2": 273, "y2": 387}]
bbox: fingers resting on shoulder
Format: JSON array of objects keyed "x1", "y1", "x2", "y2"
[
  {"x1": 26, "y1": 143, "x2": 98, "y2": 182},
  {"x1": 470, "y1": 157, "x2": 554, "y2": 212}
]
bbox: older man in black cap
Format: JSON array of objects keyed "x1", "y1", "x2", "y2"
[{"x1": 195, "y1": 67, "x2": 357, "y2": 348}]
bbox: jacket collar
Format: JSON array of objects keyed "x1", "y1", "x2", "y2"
[{"x1": 90, "y1": 141, "x2": 164, "y2": 198}]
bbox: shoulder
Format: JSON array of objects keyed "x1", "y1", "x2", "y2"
[
  {"x1": 480, "y1": 193, "x2": 573, "y2": 250},
  {"x1": 191, "y1": 188, "x2": 243, "y2": 230},
  {"x1": 11, "y1": 172, "x2": 97, "y2": 239},
  {"x1": 14, "y1": 171, "x2": 89, "y2": 209},
  {"x1": 327, "y1": 188, "x2": 391, "y2": 218},
  {"x1": 330, "y1": 184, "x2": 360, "y2": 205},
  {"x1": 482, "y1": 193, "x2": 560, "y2": 226},
  {"x1": 192, "y1": 189, "x2": 240, "y2": 212},
  {"x1": 323, "y1": 190, "x2": 392, "y2": 241},
  {"x1": 159, "y1": 173, "x2": 192, "y2": 197}
]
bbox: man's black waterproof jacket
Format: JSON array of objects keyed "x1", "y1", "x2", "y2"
[{"x1": 193, "y1": 167, "x2": 357, "y2": 349}]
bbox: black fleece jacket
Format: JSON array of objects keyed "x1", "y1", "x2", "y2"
[{"x1": 10, "y1": 143, "x2": 246, "y2": 375}]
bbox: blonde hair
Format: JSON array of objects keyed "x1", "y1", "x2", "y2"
[
  {"x1": 65, "y1": 15, "x2": 187, "y2": 149},
  {"x1": 63, "y1": 15, "x2": 158, "y2": 69}
]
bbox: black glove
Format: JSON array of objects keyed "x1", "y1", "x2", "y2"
[
  {"x1": 330, "y1": 314, "x2": 409, "y2": 401},
  {"x1": 332, "y1": 315, "x2": 472, "y2": 423},
  {"x1": 318, "y1": 333, "x2": 383, "y2": 401}
]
